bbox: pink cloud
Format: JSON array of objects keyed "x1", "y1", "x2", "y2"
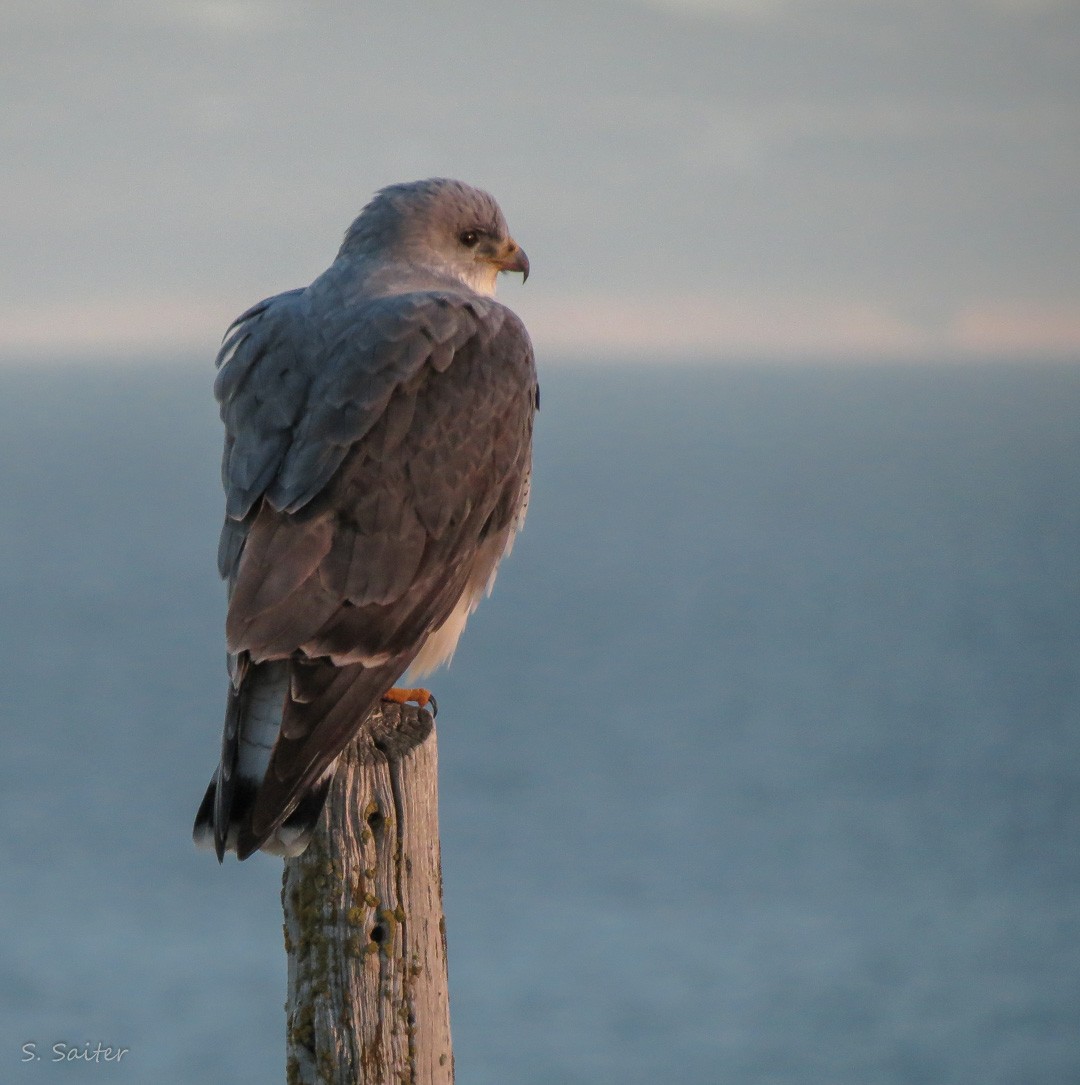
[
  {"x1": 3, "y1": 291, "x2": 1077, "y2": 364},
  {"x1": 518, "y1": 291, "x2": 934, "y2": 360},
  {"x1": 0, "y1": 296, "x2": 231, "y2": 360},
  {"x1": 948, "y1": 301, "x2": 1080, "y2": 356}
]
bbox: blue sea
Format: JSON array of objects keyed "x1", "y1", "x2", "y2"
[{"x1": 1, "y1": 360, "x2": 1077, "y2": 1083}]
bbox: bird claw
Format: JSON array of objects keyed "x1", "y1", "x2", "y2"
[{"x1": 381, "y1": 686, "x2": 438, "y2": 717}]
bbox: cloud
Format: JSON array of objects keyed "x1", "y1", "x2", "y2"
[
  {"x1": 637, "y1": 0, "x2": 786, "y2": 21},
  {"x1": 947, "y1": 302, "x2": 1080, "y2": 356},
  {"x1": 520, "y1": 291, "x2": 1080, "y2": 361},
  {"x1": 2, "y1": 0, "x2": 1078, "y2": 362},
  {"x1": 520, "y1": 291, "x2": 930, "y2": 360},
  {"x1": 3, "y1": 288, "x2": 1077, "y2": 365},
  {"x1": 0, "y1": 296, "x2": 227, "y2": 362},
  {"x1": 635, "y1": 0, "x2": 1070, "y2": 18}
]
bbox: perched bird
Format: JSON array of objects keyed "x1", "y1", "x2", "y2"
[{"x1": 193, "y1": 179, "x2": 536, "y2": 861}]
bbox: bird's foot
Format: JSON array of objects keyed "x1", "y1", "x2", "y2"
[{"x1": 382, "y1": 686, "x2": 438, "y2": 717}]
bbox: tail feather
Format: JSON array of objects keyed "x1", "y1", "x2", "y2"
[
  {"x1": 238, "y1": 657, "x2": 404, "y2": 858},
  {"x1": 193, "y1": 768, "x2": 334, "y2": 858},
  {"x1": 194, "y1": 659, "x2": 335, "y2": 860},
  {"x1": 194, "y1": 655, "x2": 404, "y2": 860}
]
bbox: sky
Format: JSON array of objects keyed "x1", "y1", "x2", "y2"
[{"x1": 2, "y1": 0, "x2": 1078, "y2": 363}]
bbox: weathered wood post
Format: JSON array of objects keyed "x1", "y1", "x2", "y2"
[{"x1": 282, "y1": 702, "x2": 452, "y2": 1084}]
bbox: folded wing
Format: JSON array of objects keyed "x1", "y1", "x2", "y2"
[{"x1": 204, "y1": 285, "x2": 536, "y2": 858}]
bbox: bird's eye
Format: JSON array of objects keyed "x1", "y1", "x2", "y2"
[{"x1": 459, "y1": 230, "x2": 481, "y2": 248}]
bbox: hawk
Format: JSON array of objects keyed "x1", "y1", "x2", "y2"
[{"x1": 193, "y1": 179, "x2": 536, "y2": 861}]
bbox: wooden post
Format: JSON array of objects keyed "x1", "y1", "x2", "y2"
[{"x1": 282, "y1": 703, "x2": 453, "y2": 1084}]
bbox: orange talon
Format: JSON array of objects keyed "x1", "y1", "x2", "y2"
[{"x1": 382, "y1": 686, "x2": 438, "y2": 716}]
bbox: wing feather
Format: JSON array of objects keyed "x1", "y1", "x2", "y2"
[{"x1": 215, "y1": 284, "x2": 535, "y2": 855}]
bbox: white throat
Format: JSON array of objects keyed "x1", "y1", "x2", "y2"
[{"x1": 457, "y1": 264, "x2": 499, "y2": 297}]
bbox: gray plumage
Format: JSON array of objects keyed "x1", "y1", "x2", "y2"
[{"x1": 194, "y1": 179, "x2": 536, "y2": 861}]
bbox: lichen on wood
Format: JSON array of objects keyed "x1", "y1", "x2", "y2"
[{"x1": 282, "y1": 703, "x2": 453, "y2": 1084}]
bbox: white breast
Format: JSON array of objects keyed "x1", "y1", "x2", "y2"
[{"x1": 404, "y1": 525, "x2": 516, "y2": 680}]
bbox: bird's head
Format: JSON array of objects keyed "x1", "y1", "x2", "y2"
[{"x1": 340, "y1": 178, "x2": 529, "y2": 296}]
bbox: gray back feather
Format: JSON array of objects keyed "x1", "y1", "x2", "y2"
[{"x1": 214, "y1": 277, "x2": 523, "y2": 580}]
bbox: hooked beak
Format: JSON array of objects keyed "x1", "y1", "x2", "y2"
[{"x1": 495, "y1": 240, "x2": 530, "y2": 282}]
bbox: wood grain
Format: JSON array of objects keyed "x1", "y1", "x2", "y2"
[{"x1": 283, "y1": 703, "x2": 452, "y2": 1084}]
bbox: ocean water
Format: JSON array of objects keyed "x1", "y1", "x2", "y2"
[{"x1": 0, "y1": 360, "x2": 1077, "y2": 1083}]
